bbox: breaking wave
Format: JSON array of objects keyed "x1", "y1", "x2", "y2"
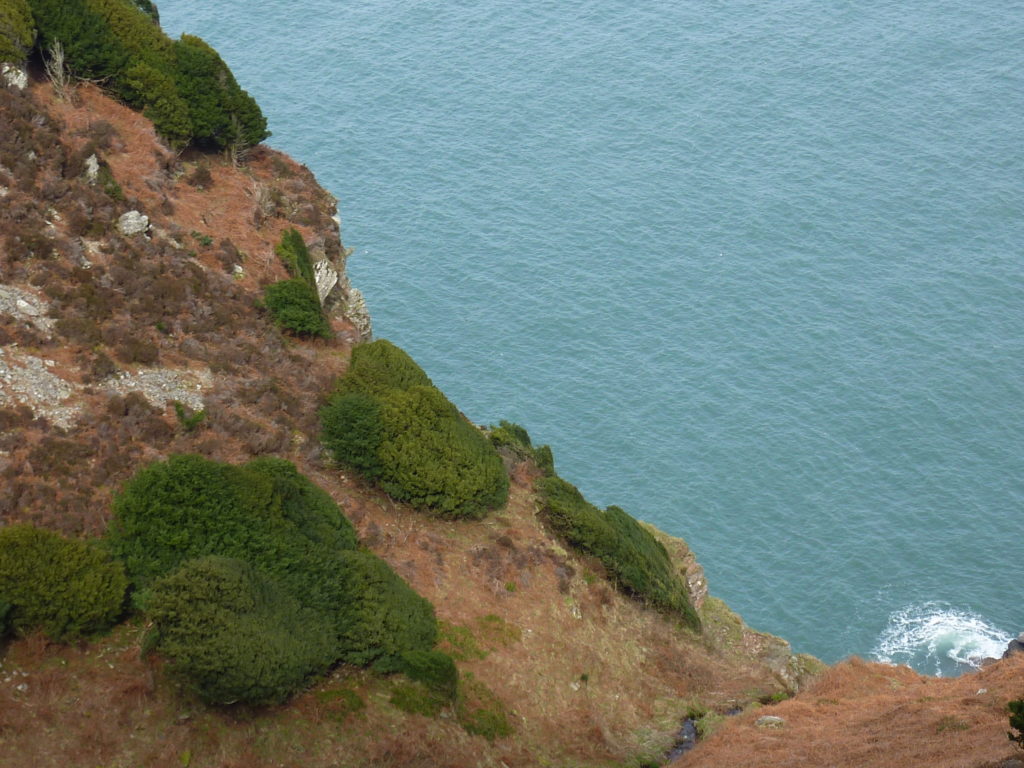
[{"x1": 872, "y1": 602, "x2": 1012, "y2": 677}]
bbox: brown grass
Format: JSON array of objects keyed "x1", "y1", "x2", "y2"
[{"x1": 674, "y1": 654, "x2": 1024, "y2": 768}]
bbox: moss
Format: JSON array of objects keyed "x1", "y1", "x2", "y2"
[{"x1": 456, "y1": 672, "x2": 512, "y2": 741}]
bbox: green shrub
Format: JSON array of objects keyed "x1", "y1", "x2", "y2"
[
  {"x1": 26, "y1": 0, "x2": 268, "y2": 151},
  {"x1": 321, "y1": 339, "x2": 509, "y2": 519},
  {"x1": 319, "y1": 391, "x2": 385, "y2": 479},
  {"x1": 106, "y1": 454, "x2": 358, "y2": 593},
  {"x1": 333, "y1": 550, "x2": 438, "y2": 668},
  {"x1": 120, "y1": 60, "x2": 192, "y2": 148},
  {"x1": 335, "y1": 339, "x2": 432, "y2": 397},
  {"x1": 488, "y1": 419, "x2": 532, "y2": 452},
  {"x1": 172, "y1": 34, "x2": 267, "y2": 151},
  {"x1": 0, "y1": 0, "x2": 35, "y2": 63},
  {"x1": 264, "y1": 278, "x2": 330, "y2": 338},
  {"x1": 108, "y1": 455, "x2": 438, "y2": 698},
  {"x1": 0, "y1": 524, "x2": 127, "y2": 640},
  {"x1": 488, "y1": 419, "x2": 555, "y2": 474},
  {"x1": 275, "y1": 227, "x2": 315, "y2": 288},
  {"x1": 1010, "y1": 699, "x2": 1024, "y2": 749},
  {"x1": 145, "y1": 556, "x2": 334, "y2": 706},
  {"x1": 264, "y1": 229, "x2": 329, "y2": 338},
  {"x1": 376, "y1": 386, "x2": 509, "y2": 519},
  {"x1": 536, "y1": 475, "x2": 700, "y2": 630},
  {"x1": 29, "y1": 0, "x2": 129, "y2": 81}
]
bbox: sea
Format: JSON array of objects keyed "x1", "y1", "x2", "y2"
[{"x1": 157, "y1": 0, "x2": 1023, "y2": 677}]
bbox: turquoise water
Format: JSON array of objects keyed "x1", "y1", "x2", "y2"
[{"x1": 158, "y1": 0, "x2": 1023, "y2": 675}]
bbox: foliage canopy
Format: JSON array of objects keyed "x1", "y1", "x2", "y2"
[
  {"x1": 264, "y1": 229, "x2": 330, "y2": 338},
  {"x1": 0, "y1": 524, "x2": 127, "y2": 640},
  {"x1": 108, "y1": 454, "x2": 438, "y2": 703},
  {"x1": 25, "y1": 0, "x2": 268, "y2": 149},
  {"x1": 536, "y1": 474, "x2": 699, "y2": 630},
  {"x1": 0, "y1": 0, "x2": 35, "y2": 63},
  {"x1": 321, "y1": 339, "x2": 508, "y2": 519}
]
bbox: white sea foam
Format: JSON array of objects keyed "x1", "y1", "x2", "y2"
[{"x1": 873, "y1": 603, "x2": 1012, "y2": 677}]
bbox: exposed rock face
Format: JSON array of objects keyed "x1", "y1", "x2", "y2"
[
  {"x1": 1003, "y1": 631, "x2": 1024, "y2": 659},
  {"x1": 0, "y1": 285, "x2": 55, "y2": 334},
  {"x1": 104, "y1": 367, "x2": 213, "y2": 412},
  {"x1": 0, "y1": 348, "x2": 80, "y2": 428},
  {"x1": 116, "y1": 210, "x2": 150, "y2": 237},
  {"x1": 2, "y1": 64, "x2": 28, "y2": 90},
  {"x1": 756, "y1": 715, "x2": 786, "y2": 729},
  {"x1": 313, "y1": 258, "x2": 339, "y2": 303},
  {"x1": 84, "y1": 153, "x2": 100, "y2": 184}
]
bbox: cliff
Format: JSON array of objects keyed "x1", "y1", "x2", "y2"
[{"x1": 1, "y1": 54, "x2": 1021, "y2": 768}]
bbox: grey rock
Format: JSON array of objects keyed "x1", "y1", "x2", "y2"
[
  {"x1": 314, "y1": 259, "x2": 339, "y2": 303},
  {"x1": 104, "y1": 367, "x2": 213, "y2": 412},
  {"x1": 84, "y1": 154, "x2": 100, "y2": 184},
  {"x1": 0, "y1": 286, "x2": 54, "y2": 334},
  {"x1": 117, "y1": 210, "x2": 150, "y2": 237},
  {"x1": 0, "y1": 348, "x2": 80, "y2": 428},
  {"x1": 755, "y1": 715, "x2": 786, "y2": 729},
  {"x1": 2, "y1": 64, "x2": 28, "y2": 91},
  {"x1": 1003, "y1": 631, "x2": 1024, "y2": 659}
]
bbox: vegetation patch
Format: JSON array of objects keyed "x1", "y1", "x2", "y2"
[
  {"x1": 321, "y1": 339, "x2": 508, "y2": 519},
  {"x1": 456, "y1": 672, "x2": 513, "y2": 741},
  {"x1": 536, "y1": 473, "x2": 699, "y2": 630},
  {"x1": 0, "y1": 0, "x2": 35, "y2": 63},
  {"x1": 1009, "y1": 699, "x2": 1024, "y2": 749},
  {"x1": 264, "y1": 229, "x2": 330, "y2": 338},
  {"x1": 145, "y1": 556, "x2": 335, "y2": 706},
  {"x1": 313, "y1": 686, "x2": 366, "y2": 723},
  {"x1": 26, "y1": 0, "x2": 267, "y2": 150},
  {"x1": 107, "y1": 454, "x2": 439, "y2": 704},
  {"x1": 0, "y1": 524, "x2": 127, "y2": 641},
  {"x1": 438, "y1": 621, "x2": 487, "y2": 661}
]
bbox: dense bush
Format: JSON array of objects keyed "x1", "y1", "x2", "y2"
[
  {"x1": 0, "y1": 524, "x2": 127, "y2": 640},
  {"x1": 331, "y1": 551, "x2": 438, "y2": 668},
  {"x1": 335, "y1": 339, "x2": 432, "y2": 397},
  {"x1": 264, "y1": 278, "x2": 331, "y2": 338},
  {"x1": 26, "y1": 0, "x2": 268, "y2": 150},
  {"x1": 321, "y1": 340, "x2": 508, "y2": 519},
  {"x1": 108, "y1": 455, "x2": 438, "y2": 703},
  {"x1": 171, "y1": 34, "x2": 267, "y2": 150},
  {"x1": 106, "y1": 454, "x2": 358, "y2": 593},
  {"x1": 488, "y1": 419, "x2": 555, "y2": 474},
  {"x1": 275, "y1": 227, "x2": 316, "y2": 287},
  {"x1": 376, "y1": 386, "x2": 509, "y2": 517},
  {"x1": 145, "y1": 556, "x2": 335, "y2": 706},
  {"x1": 1010, "y1": 699, "x2": 1024, "y2": 749},
  {"x1": 264, "y1": 229, "x2": 330, "y2": 338},
  {"x1": 536, "y1": 475, "x2": 700, "y2": 630},
  {"x1": 0, "y1": 0, "x2": 35, "y2": 62}
]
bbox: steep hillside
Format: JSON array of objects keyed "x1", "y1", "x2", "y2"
[
  {"x1": 2, "y1": 49, "x2": 1021, "y2": 768},
  {"x1": 0, "y1": 69, "x2": 822, "y2": 768}
]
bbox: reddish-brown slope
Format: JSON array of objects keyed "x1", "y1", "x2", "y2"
[{"x1": 675, "y1": 654, "x2": 1024, "y2": 768}]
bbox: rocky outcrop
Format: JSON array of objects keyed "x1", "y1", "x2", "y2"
[
  {"x1": 1003, "y1": 631, "x2": 1024, "y2": 658},
  {"x1": 0, "y1": 348, "x2": 80, "y2": 429},
  {"x1": 116, "y1": 210, "x2": 150, "y2": 237},
  {"x1": 2, "y1": 63, "x2": 28, "y2": 90}
]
